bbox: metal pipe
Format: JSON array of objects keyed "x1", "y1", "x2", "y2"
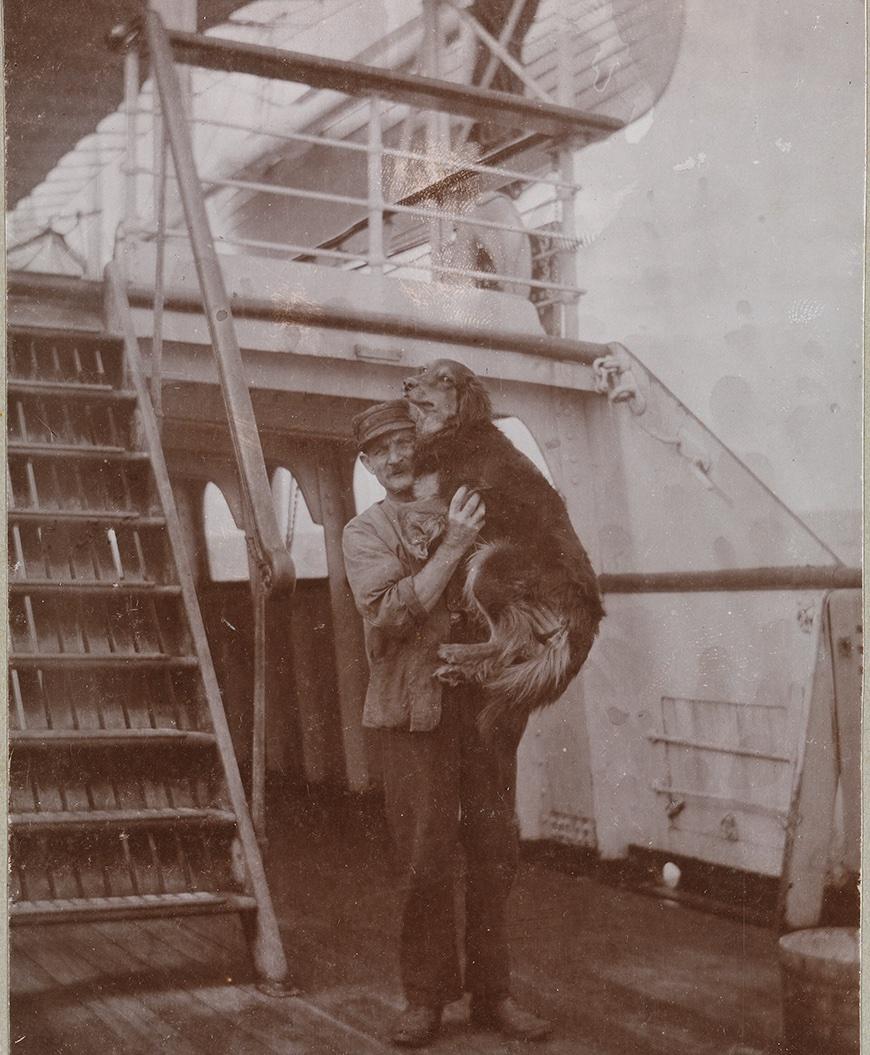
[
  {"x1": 598, "y1": 567, "x2": 861, "y2": 594},
  {"x1": 367, "y1": 96, "x2": 385, "y2": 272},
  {"x1": 391, "y1": 198, "x2": 576, "y2": 243},
  {"x1": 151, "y1": 114, "x2": 167, "y2": 418},
  {"x1": 125, "y1": 281, "x2": 606, "y2": 365},
  {"x1": 556, "y1": 147, "x2": 579, "y2": 338},
  {"x1": 190, "y1": 113, "x2": 371, "y2": 154},
  {"x1": 155, "y1": 233, "x2": 586, "y2": 294},
  {"x1": 162, "y1": 27, "x2": 623, "y2": 140},
  {"x1": 647, "y1": 734, "x2": 791, "y2": 764},
  {"x1": 187, "y1": 173, "x2": 579, "y2": 246},
  {"x1": 145, "y1": 10, "x2": 294, "y2": 594},
  {"x1": 162, "y1": 228, "x2": 368, "y2": 264},
  {"x1": 381, "y1": 253, "x2": 584, "y2": 294},
  {"x1": 123, "y1": 47, "x2": 140, "y2": 230},
  {"x1": 250, "y1": 553, "x2": 268, "y2": 847},
  {"x1": 197, "y1": 175, "x2": 369, "y2": 209},
  {"x1": 651, "y1": 783, "x2": 786, "y2": 821},
  {"x1": 555, "y1": 0, "x2": 579, "y2": 340},
  {"x1": 312, "y1": 131, "x2": 556, "y2": 258},
  {"x1": 383, "y1": 142, "x2": 577, "y2": 190},
  {"x1": 422, "y1": 0, "x2": 446, "y2": 268},
  {"x1": 86, "y1": 142, "x2": 103, "y2": 279}
]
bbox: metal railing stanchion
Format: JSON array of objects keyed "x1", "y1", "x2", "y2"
[
  {"x1": 556, "y1": 146, "x2": 579, "y2": 339},
  {"x1": 367, "y1": 96, "x2": 386, "y2": 272},
  {"x1": 123, "y1": 46, "x2": 140, "y2": 233},
  {"x1": 555, "y1": 0, "x2": 579, "y2": 339},
  {"x1": 151, "y1": 108, "x2": 168, "y2": 419},
  {"x1": 422, "y1": 0, "x2": 447, "y2": 274}
]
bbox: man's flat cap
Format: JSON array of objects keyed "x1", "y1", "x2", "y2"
[{"x1": 352, "y1": 399, "x2": 415, "y2": 450}]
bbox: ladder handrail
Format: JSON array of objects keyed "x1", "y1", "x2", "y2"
[{"x1": 144, "y1": 9, "x2": 294, "y2": 596}]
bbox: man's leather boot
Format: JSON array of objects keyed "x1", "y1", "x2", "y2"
[
  {"x1": 391, "y1": 1004, "x2": 442, "y2": 1048},
  {"x1": 470, "y1": 996, "x2": 552, "y2": 1041}
]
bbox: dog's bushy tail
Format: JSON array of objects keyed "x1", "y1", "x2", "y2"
[
  {"x1": 465, "y1": 542, "x2": 602, "y2": 745},
  {"x1": 477, "y1": 614, "x2": 593, "y2": 745}
]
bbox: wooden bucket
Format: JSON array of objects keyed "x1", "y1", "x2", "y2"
[{"x1": 778, "y1": 927, "x2": 859, "y2": 1055}]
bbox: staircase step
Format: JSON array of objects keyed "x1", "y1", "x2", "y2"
[
  {"x1": 6, "y1": 307, "x2": 285, "y2": 977},
  {"x1": 8, "y1": 325, "x2": 120, "y2": 346},
  {"x1": 7, "y1": 379, "x2": 136, "y2": 401},
  {"x1": 10, "y1": 891, "x2": 257, "y2": 926},
  {"x1": 9, "y1": 509, "x2": 165, "y2": 526},
  {"x1": 8, "y1": 441, "x2": 149, "y2": 461},
  {"x1": 10, "y1": 653, "x2": 199, "y2": 670},
  {"x1": 10, "y1": 581, "x2": 181, "y2": 597},
  {"x1": 10, "y1": 728, "x2": 217, "y2": 748},
  {"x1": 11, "y1": 807, "x2": 237, "y2": 832}
]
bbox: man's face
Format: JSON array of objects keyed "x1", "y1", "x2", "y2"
[{"x1": 360, "y1": 428, "x2": 416, "y2": 497}]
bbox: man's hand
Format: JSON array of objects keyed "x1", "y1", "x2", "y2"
[
  {"x1": 442, "y1": 486, "x2": 486, "y2": 553},
  {"x1": 402, "y1": 486, "x2": 485, "y2": 615}
]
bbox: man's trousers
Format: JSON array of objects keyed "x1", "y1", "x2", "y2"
[{"x1": 380, "y1": 687, "x2": 519, "y2": 1007}]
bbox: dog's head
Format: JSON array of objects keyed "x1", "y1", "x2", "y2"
[{"x1": 402, "y1": 359, "x2": 492, "y2": 438}]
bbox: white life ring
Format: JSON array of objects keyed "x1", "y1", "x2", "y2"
[{"x1": 452, "y1": 192, "x2": 533, "y2": 299}]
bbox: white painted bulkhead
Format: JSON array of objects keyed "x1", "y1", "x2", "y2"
[{"x1": 120, "y1": 234, "x2": 842, "y2": 879}]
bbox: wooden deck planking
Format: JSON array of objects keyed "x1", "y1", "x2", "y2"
[
  {"x1": 16, "y1": 925, "x2": 210, "y2": 1055},
  {"x1": 13, "y1": 932, "x2": 173, "y2": 1055},
  {"x1": 141, "y1": 915, "x2": 649, "y2": 1055},
  {"x1": 76, "y1": 927, "x2": 306, "y2": 1055},
  {"x1": 10, "y1": 790, "x2": 785, "y2": 1055},
  {"x1": 89, "y1": 919, "x2": 401, "y2": 1055},
  {"x1": 9, "y1": 941, "x2": 140, "y2": 1055},
  {"x1": 41, "y1": 926, "x2": 212, "y2": 1055},
  {"x1": 101, "y1": 915, "x2": 252, "y2": 982}
]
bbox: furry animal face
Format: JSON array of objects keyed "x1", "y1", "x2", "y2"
[{"x1": 403, "y1": 359, "x2": 493, "y2": 438}]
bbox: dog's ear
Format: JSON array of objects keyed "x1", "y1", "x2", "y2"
[{"x1": 456, "y1": 373, "x2": 492, "y2": 427}]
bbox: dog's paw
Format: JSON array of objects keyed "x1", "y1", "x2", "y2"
[
  {"x1": 437, "y1": 643, "x2": 472, "y2": 665},
  {"x1": 434, "y1": 662, "x2": 469, "y2": 686}
]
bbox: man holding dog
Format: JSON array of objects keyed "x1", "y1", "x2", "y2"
[{"x1": 342, "y1": 398, "x2": 552, "y2": 1047}]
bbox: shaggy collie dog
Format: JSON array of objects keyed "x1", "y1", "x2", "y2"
[{"x1": 402, "y1": 359, "x2": 604, "y2": 745}]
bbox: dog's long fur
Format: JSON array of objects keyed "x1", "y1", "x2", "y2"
[{"x1": 403, "y1": 359, "x2": 605, "y2": 745}]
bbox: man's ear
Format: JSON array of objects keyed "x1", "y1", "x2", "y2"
[{"x1": 359, "y1": 451, "x2": 375, "y2": 476}]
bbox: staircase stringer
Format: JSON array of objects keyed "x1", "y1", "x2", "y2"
[{"x1": 104, "y1": 264, "x2": 291, "y2": 989}]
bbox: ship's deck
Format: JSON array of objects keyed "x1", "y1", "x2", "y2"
[{"x1": 10, "y1": 790, "x2": 782, "y2": 1055}]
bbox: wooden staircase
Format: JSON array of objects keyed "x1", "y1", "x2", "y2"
[{"x1": 7, "y1": 324, "x2": 290, "y2": 985}]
